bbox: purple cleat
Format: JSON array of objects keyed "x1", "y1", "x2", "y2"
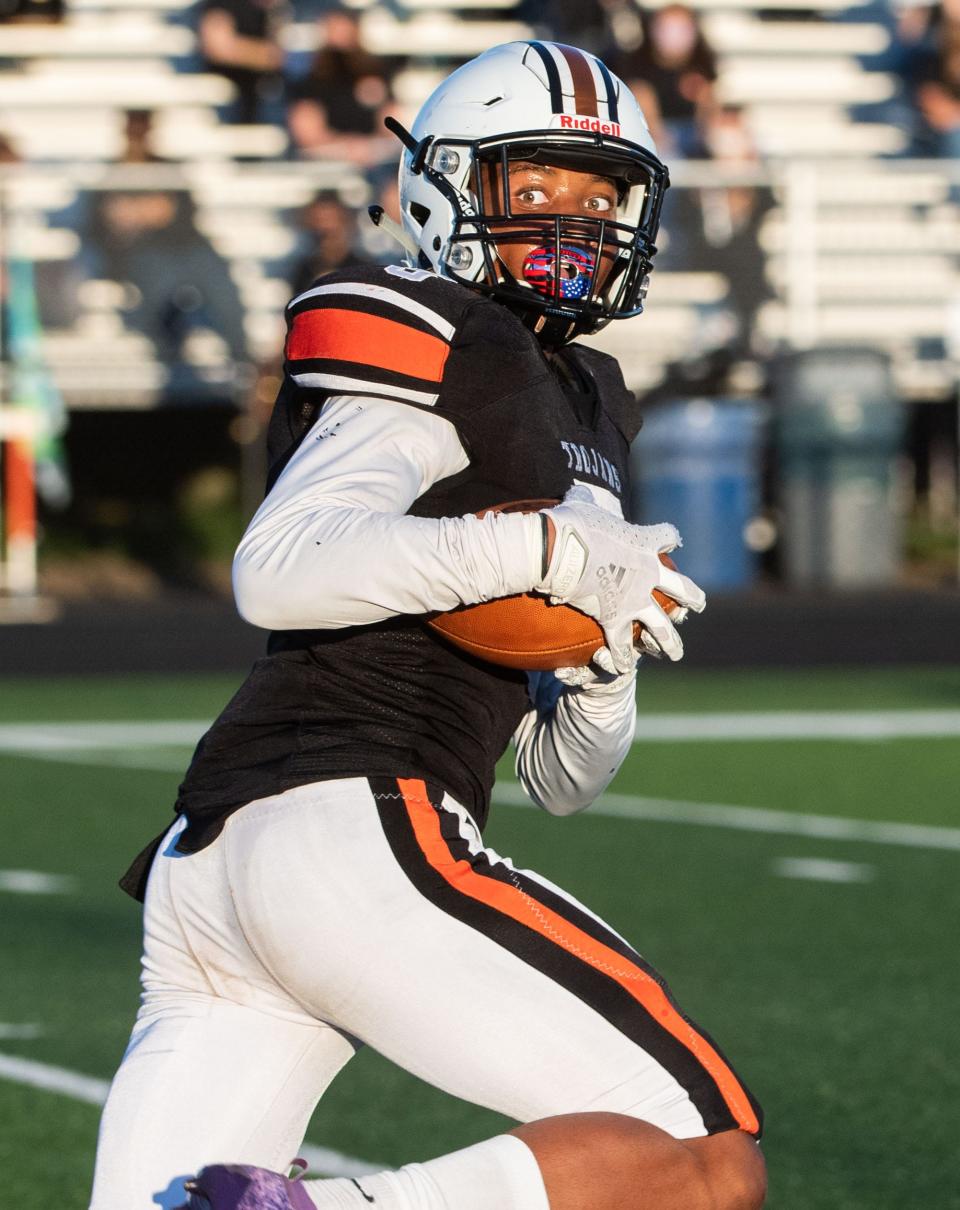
[{"x1": 178, "y1": 1158, "x2": 316, "y2": 1210}]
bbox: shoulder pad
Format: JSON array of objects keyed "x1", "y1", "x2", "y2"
[{"x1": 285, "y1": 265, "x2": 474, "y2": 407}]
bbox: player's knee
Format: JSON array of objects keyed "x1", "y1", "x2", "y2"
[
  {"x1": 562, "y1": 1114, "x2": 716, "y2": 1208},
  {"x1": 706, "y1": 1131, "x2": 767, "y2": 1210},
  {"x1": 516, "y1": 1113, "x2": 764, "y2": 1210},
  {"x1": 733, "y1": 1144, "x2": 767, "y2": 1210}
]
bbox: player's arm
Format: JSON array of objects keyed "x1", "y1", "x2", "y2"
[
  {"x1": 232, "y1": 394, "x2": 545, "y2": 630},
  {"x1": 235, "y1": 395, "x2": 705, "y2": 658},
  {"x1": 512, "y1": 666, "x2": 636, "y2": 816},
  {"x1": 198, "y1": 7, "x2": 282, "y2": 71}
]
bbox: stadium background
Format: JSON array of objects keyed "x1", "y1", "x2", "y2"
[{"x1": 0, "y1": 0, "x2": 958, "y2": 1207}]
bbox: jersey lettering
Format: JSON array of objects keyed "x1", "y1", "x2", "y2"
[{"x1": 560, "y1": 440, "x2": 621, "y2": 492}]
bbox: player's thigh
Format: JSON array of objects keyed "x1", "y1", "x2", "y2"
[
  {"x1": 90, "y1": 995, "x2": 356, "y2": 1210},
  {"x1": 223, "y1": 777, "x2": 761, "y2": 1144},
  {"x1": 90, "y1": 816, "x2": 358, "y2": 1210}
]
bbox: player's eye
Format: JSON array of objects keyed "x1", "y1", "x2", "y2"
[
  {"x1": 515, "y1": 188, "x2": 548, "y2": 206},
  {"x1": 586, "y1": 195, "x2": 614, "y2": 213}
]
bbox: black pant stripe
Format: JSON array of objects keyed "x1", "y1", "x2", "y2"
[{"x1": 370, "y1": 777, "x2": 763, "y2": 1138}]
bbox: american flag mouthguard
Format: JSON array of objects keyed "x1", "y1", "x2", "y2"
[{"x1": 522, "y1": 245, "x2": 595, "y2": 300}]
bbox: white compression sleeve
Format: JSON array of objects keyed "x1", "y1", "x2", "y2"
[
  {"x1": 513, "y1": 670, "x2": 637, "y2": 816},
  {"x1": 233, "y1": 396, "x2": 544, "y2": 631},
  {"x1": 302, "y1": 1135, "x2": 549, "y2": 1210}
]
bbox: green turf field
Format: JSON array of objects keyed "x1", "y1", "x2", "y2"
[{"x1": 1, "y1": 666, "x2": 958, "y2": 1209}]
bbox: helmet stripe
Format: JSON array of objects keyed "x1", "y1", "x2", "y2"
[
  {"x1": 527, "y1": 41, "x2": 565, "y2": 114},
  {"x1": 555, "y1": 44, "x2": 599, "y2": 118},
  {"x1": 594, "y1": 55, "x2": 620, "y2": 124}
]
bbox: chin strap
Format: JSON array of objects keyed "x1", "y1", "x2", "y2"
[{"x1": 368, "y1": 204, "x2": 421, "y2": 260}]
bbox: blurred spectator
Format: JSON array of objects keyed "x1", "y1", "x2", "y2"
[
  {"x1": 198, "y1": 0, "x2": 285, "y2": 125},
  {"x1": 658, "y1": 106, "x2": 774, "y2": 363},
  {"x1": 520, "y1": 0, "x2": 610, "y2": 53},
  {"x1": 610, "y1": 4, "x2": 718, "y2": 159},
  {"x1": 0, "y1": 0, "x2": 63, "y2": 22},
  {"x1": 83, "y1": 110, "x2": 248, "y2": 379},
  {"x1": 289, "y1": 190, "x2": 373, "y2": 296},
  {"x1": 116, "y1": 108, "x2": 165, "y2": 164},
  {"x1": 286, "y1": 5, "x2": 396, "y2": 164},
  {"x1": 905, "y1": 1, "x2": 960, "y2": 160},
  {"x1": 87, "y1": 110, "x2": 176, "y2": 252},
  {"x1": 893, "y1": 0, "x2": 939, "y2": 51}
]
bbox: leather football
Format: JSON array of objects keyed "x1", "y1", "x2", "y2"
[{"x1": 426, "y1": 499, "x2": 680, "y2": 671}]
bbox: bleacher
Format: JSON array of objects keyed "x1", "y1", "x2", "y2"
[{"x1": 0, "y1": 0, "x2": 957, "y2": 410}]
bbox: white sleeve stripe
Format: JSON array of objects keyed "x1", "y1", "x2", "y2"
[
  {"x1": 288, "y1": 281, "x2": 457, "y2": 342},
  {"x1": 290, "y1": 371, "x2": 440, "y2": 407}
]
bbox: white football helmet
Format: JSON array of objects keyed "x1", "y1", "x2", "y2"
[{"x1": 388, "y1": 40, "x2": 669, "y2": 345}]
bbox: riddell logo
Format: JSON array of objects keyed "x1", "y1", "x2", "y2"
[{"x1": 559, "y1": 115, "x2": 621, "y2": 136}]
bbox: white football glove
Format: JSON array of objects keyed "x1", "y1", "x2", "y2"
[
  {"x1": 536, "y1": 486, "x2": 706, "y2": 673},
  {"x1": 555, "y1": 646, "x2": 632, "y2": 690}
]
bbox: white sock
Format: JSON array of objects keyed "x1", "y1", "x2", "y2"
[{"x1": 301, "y1": 1135, "x2": 549, "y2": 1210}]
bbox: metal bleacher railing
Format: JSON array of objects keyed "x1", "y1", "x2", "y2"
[{"x1": 1, "y1": 157, "x2": 957, "y2": 408}]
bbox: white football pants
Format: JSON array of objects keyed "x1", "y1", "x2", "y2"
[{"x1": 89, "y1": 776, "x2": 759, "y2": 1210}]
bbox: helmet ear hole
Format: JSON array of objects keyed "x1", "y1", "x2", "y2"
[{"x1": 410, "y1": 202, "x2": 431, "y2": 227}]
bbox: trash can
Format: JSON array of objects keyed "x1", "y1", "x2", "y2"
[
  {"x1": 774, "y1": 349, "x2": 905, "y2": 587},
  {"x1": 630, "y1": 398, "x2": 767, "y2": 590}
]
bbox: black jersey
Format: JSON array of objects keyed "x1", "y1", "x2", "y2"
[{"x1": 122, "y1": 265, "x2": 641, "y2": 898}]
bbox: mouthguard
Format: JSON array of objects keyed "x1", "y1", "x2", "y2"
[{"x1": 522, "y1": 244, "x2": 595, "y2": 301}]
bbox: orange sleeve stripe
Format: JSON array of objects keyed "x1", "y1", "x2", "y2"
[
  {"x1": 287, "y1": 308, "x2": 450, "y2": 383},
  {"x1": 397, "y1": 778, "x2": 761, "y2": 1136}
]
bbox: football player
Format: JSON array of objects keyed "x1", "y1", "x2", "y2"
[{"x1": 89, "y1": 40, "x2": 765, "y2": 1210}]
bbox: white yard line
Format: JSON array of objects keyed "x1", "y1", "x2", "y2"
[
  {"x1": 11, "y1": 747, "x2": 959, "y2": 853},
  {"x1": 632, "y1": 710, "x2": 960, "y2": 741},
  {"x1": 772, "y1": 857, "x2": 875, "y2": 883},
  {"x1": 0, "y1": 1024, "x2": 43, "y2": 1040},
  {"x1": 0, "y1": 1053, "x2": 109, "y2": 1105},
  {"x1": 3, "y1": 720, "x2": 958, "y2": 856},
  {"x1": 2, "y1": 710, "x2": 960, "y2": 756},
  {"x1": 492, "y1": 783, "x2": 960, "y2": 852},
  {"x1": 0, "y1": 721, "x2": 208, "y2": 751},
  {"x1": 11, "y1": 747, "x2": 190, "y2": 773},
  {"x1": 0, "y1": 869, "x2": 74, "y2": 893},
  {"x1": 0, "y1": 1052, "x2": 381, "y2": 1177}
]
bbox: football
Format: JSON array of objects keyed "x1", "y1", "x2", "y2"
[{"x1": 426, "y1": 500, "x2": 682, "y2": 671}]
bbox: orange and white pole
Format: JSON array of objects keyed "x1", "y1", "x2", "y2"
[{"x1": 0, "y1": 408, "x2": 38, "y2": 597}]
